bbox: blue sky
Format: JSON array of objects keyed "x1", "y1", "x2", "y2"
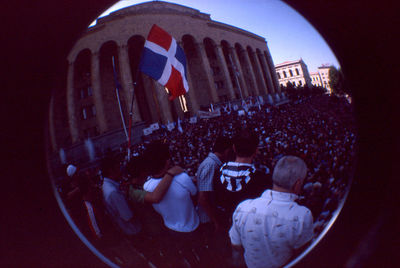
[{"x1": 90, "y1": 0, "x2": 340, "y2": 73}]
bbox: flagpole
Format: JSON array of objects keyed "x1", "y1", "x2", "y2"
[
  {"x1": 127, "y1": 66, "x2": 141, "y2": 159},
  {"x1": 112, "y1": 56, "x2": 129, "y2": 143}
]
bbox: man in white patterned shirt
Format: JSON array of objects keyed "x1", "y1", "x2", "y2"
[{"x1": 229, "y1": 156, "x2": 314, "y2": 268}]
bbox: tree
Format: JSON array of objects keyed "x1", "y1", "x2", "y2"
[{"x1": 329, "y1": 66, "x2": 347, "y2": 95}]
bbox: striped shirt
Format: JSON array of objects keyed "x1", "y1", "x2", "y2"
[{"x1": 214, "y1": 162, "x2": 272, "y2": 217}]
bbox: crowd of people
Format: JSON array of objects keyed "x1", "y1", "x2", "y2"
[{"x1": 57, "y1": 93, "x2": 356, "y2": 267}]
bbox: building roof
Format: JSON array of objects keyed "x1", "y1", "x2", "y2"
[{"x1": 275, "y1": 59, "x2": 304, "y2": 68}]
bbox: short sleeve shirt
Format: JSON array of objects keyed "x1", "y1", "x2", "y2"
[
  {"x1": 102, "y1": 178, "x2": 141, "y2": 235},
  {"x1": 196, "y1": 152, "x2": 222, "y2": 222},
  {"x1": 196, "y1": 152, "x2": 222, "y2": 192},
  {"x1": 229, "y1": 189, "x2": 314, "y2": 268},
  {"x1": 128, "y1": 185, "x2": 147, "y2": 204}
]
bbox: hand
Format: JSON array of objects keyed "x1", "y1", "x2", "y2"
[{"x1": 167, "y1": 165, "x2": 184, "y2": 176}]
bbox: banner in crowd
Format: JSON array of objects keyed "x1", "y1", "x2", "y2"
[
  {"x1": 167, "y1": 122, "x2": 175, "y2": 131},
  {"x1": 139, "y1": 24, "x2": 189, "y2": 100},
  {"x1": 189, "y1": 116, "x2": 197, "y2": 124},
  {"x1": 143, "y1": 128, "x2": 153, "y2": 136},
  {"x1": 150, "y1": 122, "x2": 160, "y2": 130},
  {"x1": 197, "y1": 109, "x2": 221, "y2": 119}
]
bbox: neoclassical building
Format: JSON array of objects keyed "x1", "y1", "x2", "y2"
[
  {"x1": 275, "y1": 59, "x2": 312, "y2": 88},
  {"x1": 48, "y1": 1, "x2": 281, "y2": 161},
  {"x1": 310, "y1": 71, "x2": 323, "y2": 87},
  {"x1": 317, "y1": 65, "x2": 332, "y2": 93}
]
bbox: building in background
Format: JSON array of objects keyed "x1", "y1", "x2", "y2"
[
  {"x1": 317, "y1": 65, "x2": 332, "y2": 93},
  {"x1": 48, "y1": 1, "x2": 281, "y2": 166},
  {"x1": 310, "y1": 71, "x2": 323, "y2": 87},
  {"x1": 275, "y1": 59, "x2": 312, "y2": 88}
]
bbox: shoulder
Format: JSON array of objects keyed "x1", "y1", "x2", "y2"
[{"x1": 174, "y1": 172, "x2": 192, "y2": 182}]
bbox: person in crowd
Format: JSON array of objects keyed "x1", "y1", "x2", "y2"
[
  {"x1": 143, "y1": 140, "x2": 200, "y2": 267},
  {"x1": 214, "y1": 129, "x2": 272, "y2": 228},
  {"x1": 195, "y1": 135, "x2": 233, "y2": 266},
  {"x1": 196, "y1": 135, "x2": 232, "y2": 232},
  {"x1": 229, "y1": 155, "x2": 314, "y2": 268},
  {"x1": 101, "y1": 153, "x2": 141, "y2": 236}
]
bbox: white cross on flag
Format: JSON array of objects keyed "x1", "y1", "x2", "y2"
[{"x1": 139, "y1": 24, "x2": 189, "y2": 100}]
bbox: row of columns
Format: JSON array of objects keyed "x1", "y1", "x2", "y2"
[
  {"x1": 66, "y1": 40, "x2": 279, "y2": 143},
  {"x1": 192, "y1": 42, "x2": 279, "y2": 103}
]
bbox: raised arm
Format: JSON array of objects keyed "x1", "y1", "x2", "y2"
[{"x1": 144, "y1": 165, "x2": 183, "y2": 203}]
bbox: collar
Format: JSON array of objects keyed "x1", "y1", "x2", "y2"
[
  {"x1": 209, "y1": 152, "x2": 222, "y2": 165},
  {"x1": 103, "y1": 177, "x2": 120, "y2": 187},
  {"x1": 261, "y1": 189, "x2": 298, "y2": 202}
]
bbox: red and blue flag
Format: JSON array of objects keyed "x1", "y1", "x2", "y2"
[{"x1": 139, "y1": 24, "x2": 189, "y2": 100}]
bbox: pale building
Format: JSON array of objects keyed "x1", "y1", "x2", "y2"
[
  {"x1": 318, "y1": 65, "x2": 332, "y2": 93},
  {"x1": 310, "y1": 71, "x2": 323, "y2": 87},
  {"x1": 275, "y1": 59, "x2": 312, "y2": 88}
]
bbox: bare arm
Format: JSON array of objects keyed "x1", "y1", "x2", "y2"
[{"x1": 144, "y1": 166, "x2": 183, "y2": 203}]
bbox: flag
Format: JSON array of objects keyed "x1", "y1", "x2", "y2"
[{"x1": 139, "y1": 24, "x2": 189, "y2": 100}]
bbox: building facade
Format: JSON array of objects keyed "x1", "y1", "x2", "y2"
[
  {"x1": 317, "y1": 65, "x2": 332, "y2": 93},
  {"x1": 48, "y1": 1, "x2": 281, "y2": 162},
  {"x1": 275, "y1": 59, "x2": 312, "y2": 88},
  {"x1": 310, "y1": 71, "x2": 323, "y2": 87}
]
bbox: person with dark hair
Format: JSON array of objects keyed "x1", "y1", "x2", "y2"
[
  {"x1": 143, "y1": 140, "x2": 200, "y2": 267},
  {"x1": 229, "y1": 156, "x2": 314, "y2": 268},
  {"x1": 214, "y1": 129, "x2": 272, "y2": 226},
  {"x1": 195, "y1": 135, "x2": 233, "y2": 266},
  {"x1": 196, "y1": 135, "x2": 232, "y2": 231},
  {"x1": 101, "y1": 153, "x2": 141, "y2": 236},
  {"x1": 126, "y1": 155, "x2": 183, "y2": 235}
]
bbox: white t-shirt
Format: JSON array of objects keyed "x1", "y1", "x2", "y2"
[
  {"x1": 229, "y1": 189, "x2": 314, "y2": 268},
  {"x1": 144, "y1": 172, "x2": 199, "y2": 232}
]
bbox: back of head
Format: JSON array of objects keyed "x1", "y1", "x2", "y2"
[
  {"x1": 127, "y1": 155, "x2": 148, "y2": 179},
  {"x1": 233, "y1": 129, "x2": 259, "y2": 158},
  {"x1": 213, "y1": 135, "x2": 232, "y2": 154},
  {"x1": 272, "y1": 156, "x2": 307, "y2": 191},
  {"x1": 144, "y1": 140, "x2": 170, "y2": 175},
  {"x1": 100, "y1": 152, "x2": 123, "y2": 179}
]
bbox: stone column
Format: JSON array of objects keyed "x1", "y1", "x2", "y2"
[
  {"x1": 153, "y1": 82, "x2": 173, "y2": 125},
  {"x1": 250, "y1": 50, "x2": 268, "y2": 95},
  {"x1": 118, "y1": 44, "x2": 142, "y2": 122},
  {"x1": 91, "y1": 50, "x2": 107, "y2": 133},
  {"x1": 230, "y1": 47, "x2": 249, "y2": 97},
  {"x1": 242, "y1": 49, "x2": 260, "y2": 96},
  {"x1": 264, "y1": 49, "x2": 280, "y2": 93},
  {"x1": 196, "y1": 42, "x2": 219, "y2": 103},
  {"x1": 258, "y1": 51, "x2": 275, "y2": 94},
  {"x1": 215, "y1": 45, "x2": 235, "y2": 100},
  {"x1": 66, "y1": 61, "x2": 79, "y2": 143},
  {"x1": 185, "y1": 66, "x2": 200, "y2": 114}
]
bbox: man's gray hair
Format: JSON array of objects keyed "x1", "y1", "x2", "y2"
[{"x1": 272, "y1": 156, "x2": 307, "y2": 190}]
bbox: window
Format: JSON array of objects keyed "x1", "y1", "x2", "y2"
[
  {"x1": 87, "y1": 86, "x2": 93, "y2": 96},
  {"x1": 81, "y1": 104, "x2": 96, "y2": 120},
  {"x1": 289, "y1": 70, "x2": 293, "y2": 77},
  {"x1": 214, "y1": 81, "x2": 224, "y2": 89},
  {"x1": 81, "y1": 108, "x2": 87, "y2": 120},
  {"x1": 80, "y1": 86, "x2": 93, "y2": 99},
  {"x1": 283, "y1": 71, "x2": 287, "y2": 78},
  {"x1": 296, "y1": 68, "x2": 299, "y2": 75},
  {"x1": 277, "y1": 72, "x2": 281, "y2": 79}
]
